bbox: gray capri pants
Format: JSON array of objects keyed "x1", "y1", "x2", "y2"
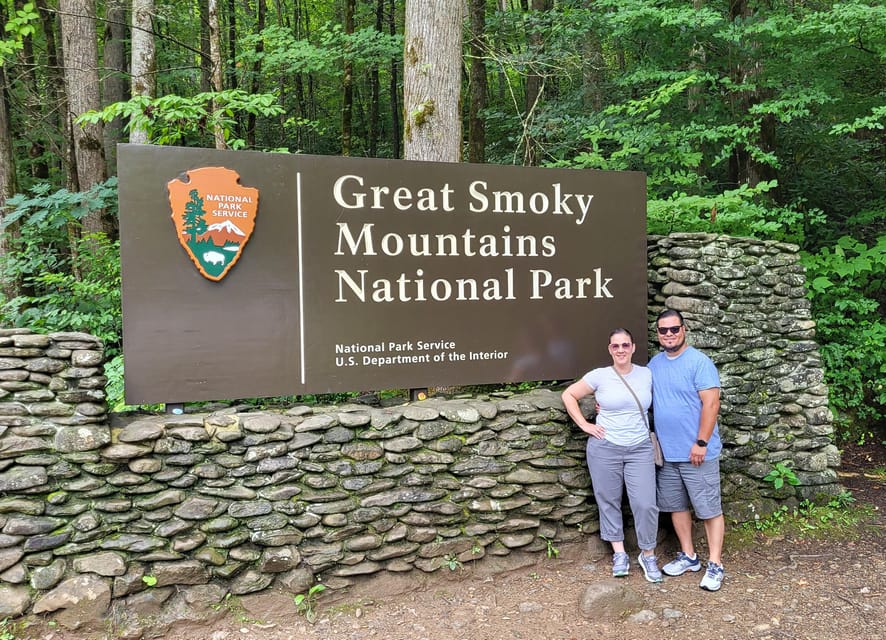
[{"x1": 585, "y1": 437, "x2": 659, "y2": 550}]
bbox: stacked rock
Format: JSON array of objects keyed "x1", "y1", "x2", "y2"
[{"x1": 648, "y1": 233, "x2": 841, "y2": 521}]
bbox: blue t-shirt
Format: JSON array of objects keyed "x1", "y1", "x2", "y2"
[
  {"x1": 648, "y1": 346, "x2": 721, "y2": 461},
  {"x1": 582, "y1": 365, "x2": 652, "y2": 446}
]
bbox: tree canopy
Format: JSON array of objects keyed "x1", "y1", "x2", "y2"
[{"x1": 0, "y1": 0, "x2": 883, "y2": 437}]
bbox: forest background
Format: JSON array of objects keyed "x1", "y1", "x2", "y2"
[{"x1": 0, "y1": 0, "x2": 883, "y2": 446}]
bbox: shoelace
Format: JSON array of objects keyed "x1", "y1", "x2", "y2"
[{"x1": 641, "y1": 556, "x2": 660, "y2": 574}]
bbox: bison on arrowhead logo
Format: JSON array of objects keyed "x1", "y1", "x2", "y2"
[{"x1": 168, "y1": 167, "x2": 259, "y2": 282}]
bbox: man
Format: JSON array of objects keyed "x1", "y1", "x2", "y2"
[{"x1": 648, "y1": 309, "x2": 725, "y2": 591}]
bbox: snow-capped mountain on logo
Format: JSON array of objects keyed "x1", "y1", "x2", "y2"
[{"x1": 199, "y1": 220, "x2": 247, "y2": 246}]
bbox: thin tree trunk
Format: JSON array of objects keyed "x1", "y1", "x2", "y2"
[
  {"x1": 0, "y1": 0, "x2": 14, "y2": 205},
  {"x1": 293, "y1": 0, "x2": 312, "y2": 151},
  {"x1": 368, "y1": 0, "x2": 382, "y2": 157},
  {"x1": 199, "y1": 0, "x2": 212, "y2": 92},
  {"x1": 467, "y1": 0, "x2": 487, "y2": 163},
  {"x1": 225, "y1": 0, "x2": 241, "y2": 140},
  {"x1": 208, "y1": 0, "x2": 226, "y2": 148},
  {"x1": 59, "y1": 0, "x2": 108, "y2": 235},
  {"x1": 226, "y1": 0, "x2": 237, "y2": 91},
  {"x1": 246, "y1": 0, "x2": 266, "y2": 148},
  {"x1": 580, "y1": 0, "x2": 604, "y2": 112},
  {"x1": 36, "y1": 0, "x2": 73, "y2": 188},
  {"x1": 103, "y1": 0, "x2": 128, "y2": 173},
  {"x1": 130, "y1": 0, "x2": 156, "y2": 144},
  {"x1": 15, "y1": 0, "x2": 46, "y2": 181},
  {"x1": 687, "y1": 0, "x2": 706, "y2": 180},
  {"x1": 366, "y1": 0, "x2": 385, "y2": 158},
  {"x1": 293, "y1": 0, "x2": 306, "y2": 151},
  {"x1": 403, "y1": 0, "x2": 464, "y2": 162},
  {"x1": 495, "y1": 0, "x2": 508, "y2": 105},
  {"x1": 522, "y1": 0, "x2": 551, "y2": 166},
  {"x1": 341, "y1": 0, "x2": 355, "y2": 155},
  {"x1": 388, "y1": 0, "x2": 400, "y2": 158},
  {"x1": 0, "y1": 44, "x2": 21, "y2": 301}
]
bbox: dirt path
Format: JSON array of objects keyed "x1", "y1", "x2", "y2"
[{"x1": 175, "y1": 526, "x2": 883, "y2": 640}]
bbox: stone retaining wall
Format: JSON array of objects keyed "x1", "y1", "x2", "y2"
[
  {"x1": 0, "y1": 234, "x2": 840, "y2": 634},
  {"x1": 648, "y1": 233, "x2": 840, "y2": 518}
]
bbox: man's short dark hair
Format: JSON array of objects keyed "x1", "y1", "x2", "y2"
[{"x1": 656, "y1": 308, "x2": 685, "y2": 326}]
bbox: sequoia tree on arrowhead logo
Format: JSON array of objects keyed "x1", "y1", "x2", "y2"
[{"x1": 168, "y1": 167, "x2": 259, "y2": 282}]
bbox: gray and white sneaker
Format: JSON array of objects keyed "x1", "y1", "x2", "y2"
[
  {"x1": 638, "y1": 553, "x2": 663, "y2": 583},
  {"x1": 662, "y1": 551, "x2": 701, "y2": 576},
  {"x1": 612, "y1": 551, "x2": 630, "y2": 577},
  {"x1": 699, "y1": 561, "x2": 724, "y2": 591}
]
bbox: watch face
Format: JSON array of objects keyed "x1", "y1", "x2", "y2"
[{"x1": 696, "y1": 439, "x2": 707, "y2": 447}]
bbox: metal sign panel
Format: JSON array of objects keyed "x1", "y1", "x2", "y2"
[{"x1": 118, "y1": 145, "x2": 647, "y2": 403}]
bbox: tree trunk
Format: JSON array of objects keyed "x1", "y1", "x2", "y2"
[
  {"x1": 522, "y1": 0, "x2": 552, "y2": 166},
  {"x1": 103, "y1": 0, "x2": 128, "y2": 173},
  {"x1": 36, "y1": 0, "x2": 68, "y2": 183},
  {"x1": 226, "y1": 0, "x2": 237, "y2": 91},
  {"x1": 130, "y1": 0, "x2": 156, "y2": 144},
  {"x1": 368, "y1": 0, "x2": 382, "y2": 157},
  {"x1": 58, "y1": 0, "x2": 108, "y2": 235},
  {"x1": 199, "y1": 0, "x2": 212, "y2": 92},
  {"x1": 246, "y1": 0, "x2": 266, "y2": 148},
  {"x1": 388, "y1": 0, "x2": 400, "y2": 158},
  {"x1": 0, "y1": 47, "x2": 21, "y2": 301},
  {"x1": 0, "y1": 0, "x2": 14, "y2": 204},
  {"x1": 293, "y1": 0, "x2": 314, "y2": 152},
  {"x1": 467, "y1": 0, "x2": 487, "y2": 163},
  {"x1": 580, "y1": 0, "x2": 604, "y2": 112},
  {"x1": 208, "y1": 0, "x2": 226, "y2": 148},
  {"x1": 727, "y1": 0, "x2": 777, "y2": 190},
  {"x1": 225, "y1": 0, "x2": 241, "y2": 140},
  {"x1": 293, "y1": 1, "x2": 307, "y2": 151},
  {"x1": 341, "y1": 0, "x2": 355, "y2": 155},
  {"x1": 15, "y1": 0, "x2": 44, "y2": 180},
  {"x1": 403, "y1": 0, "x2": 464, "y2": 162}
]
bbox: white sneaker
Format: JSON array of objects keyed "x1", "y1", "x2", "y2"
[
  {"x1": 699, "y1": 561, "x2": 724, "y2": 591},
  {"x1": 662, "y1": 551, "x2": 701, "y2": 576}
]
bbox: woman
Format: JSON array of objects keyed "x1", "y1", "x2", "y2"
[{"x1": 561, "y1": 328, "x2": 662, "y2": 582}]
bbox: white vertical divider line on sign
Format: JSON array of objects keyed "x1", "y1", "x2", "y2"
[{"x1": 297, "y1": 171, "x2": 306, "y2": 384}]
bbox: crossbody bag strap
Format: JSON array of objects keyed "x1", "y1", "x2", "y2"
[{"x1": 611, "y1": 366, "x2": 649, "y2": 431}]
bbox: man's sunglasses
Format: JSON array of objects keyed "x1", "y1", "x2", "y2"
[{"x1": 657, "y1": 325, "x2": 683, "y2": 335}]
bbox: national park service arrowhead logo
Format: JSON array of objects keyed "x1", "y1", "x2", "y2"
[{"x1": 168, "y1": 167, "x2": 259, "y2": 281}]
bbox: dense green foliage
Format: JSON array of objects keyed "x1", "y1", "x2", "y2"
[
  {"x1": 78, "y1": 90, "x2": 286, "y2": 149},
  {"x1": 0, "y1": 1, "x2": 38, "y2": 63},
  {"x1": 0, "y1": 0, "x2": 883, "y2": 437},
  {"x1": 803, "y1": 235, "x2": 886, "y2": 440},
  {"x1": 1, "y1": 179, "x2": 121, "y2": 347}
]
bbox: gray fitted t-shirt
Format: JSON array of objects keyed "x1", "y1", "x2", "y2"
[{"x1": 581, "y1": 365, "x2": 652, "y2": 446}]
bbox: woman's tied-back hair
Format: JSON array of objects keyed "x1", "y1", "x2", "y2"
[{"x1": 608, "y1": 327, "x2": 634, "y2": 343}]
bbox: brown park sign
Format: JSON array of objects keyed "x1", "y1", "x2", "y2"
[{"x1": 118, "y1": 145, "x2": 647, "y2": 404}]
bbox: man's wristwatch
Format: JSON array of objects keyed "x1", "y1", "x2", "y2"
[{"x1": 696, "y1": 439, "x2": 708, "y2": 447}]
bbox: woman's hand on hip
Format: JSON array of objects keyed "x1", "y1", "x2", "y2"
[{"x1": 582, "y1": 423, "x2": 605, "y2": 439}]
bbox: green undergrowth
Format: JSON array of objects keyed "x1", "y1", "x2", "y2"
[
  {"x1": 0, "y1": 618, "x2": 16, "y2": 640},
  {"x1": 730, "y1": 491, "x2": 876, "y2": 546}
]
